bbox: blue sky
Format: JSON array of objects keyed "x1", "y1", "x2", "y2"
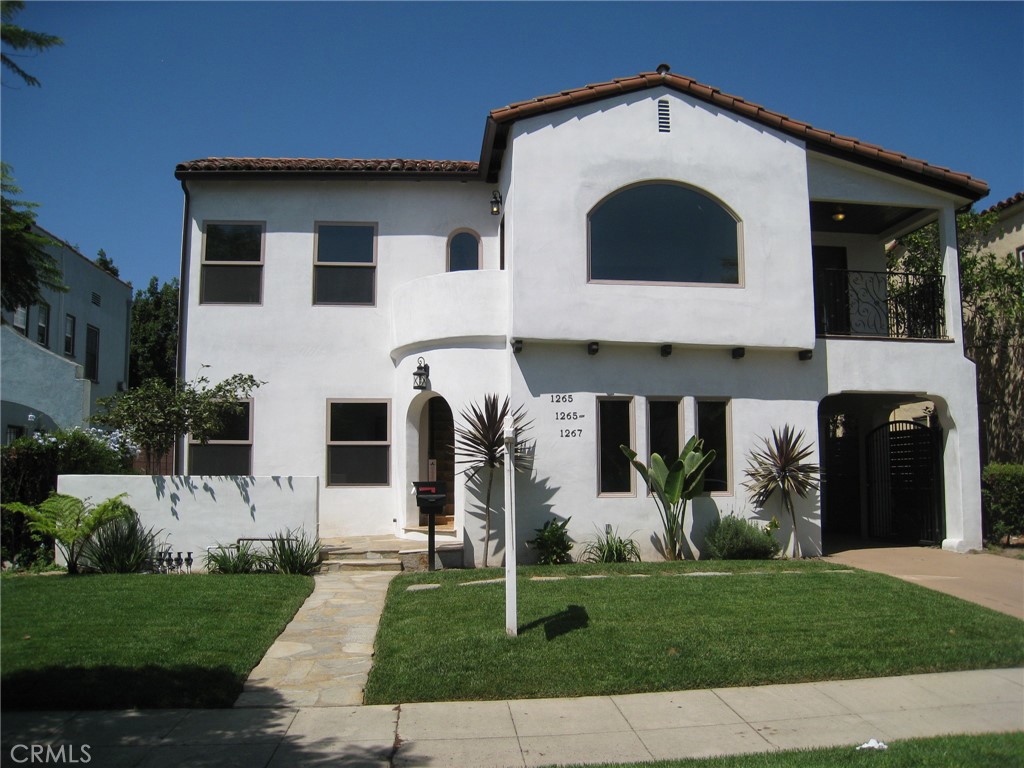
[{"x1": 2, "y1": 1, "x2": 1022, "y2": 292}]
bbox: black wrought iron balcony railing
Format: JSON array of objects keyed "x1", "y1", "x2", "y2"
[{"x1": 816, "y1": 269, "x2": 947, "y2": 340}]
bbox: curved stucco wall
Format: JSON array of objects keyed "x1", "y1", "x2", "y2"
[{"x1": 1, "y1": 325, "x2": 90, "y2": 430}]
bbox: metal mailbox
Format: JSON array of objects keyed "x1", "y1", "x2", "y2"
[{"x1": 413, "y1": 481, "x2": 447, "y2": 509}]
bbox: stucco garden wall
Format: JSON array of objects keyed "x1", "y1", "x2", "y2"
[{"x1": 57, "y1": 475, "x2": 318, "y2": 571}]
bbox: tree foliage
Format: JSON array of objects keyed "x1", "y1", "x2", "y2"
[
  {"x1": 1, "y1": 163, "x2": 65, "y2": 311},
  {"x1": 129, "y1": 277, "x2": 179, "y2": 387},
  {"x1": 94, "y1": 248, "x2": 119, "y2": 278},
  {"x1": 92, "y1": 372, "x2": 263, "y2": 474},
  {"x1": 1, "y1": 0, "x2": 63, "y2": 88}
]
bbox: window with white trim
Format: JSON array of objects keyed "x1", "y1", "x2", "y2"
[
  {"x1": 314, "y1": 223, "x2": 376, "y2": 305},
  {"x1": 589, "y1": 182, "x2": 740, "y2": 285},
  {"x1": 327, "y1": 400, "x2": 390, "y2": 485},
  {"x1": 36, "y1": 304, "x2": 50, "y2": 348},
  {"x1": 12, "y1": 306, "x2": 27, "y2": 335},
  {"x1": 696, "y1": 399, "x2": 730, "y2": 493},
  {"x1": 200, "y1": 222, "x2": 264, "y2": 304},
  {"x1": 188, "y1": 401, "x2": 253, "y2": 475},
  {"x1": 598, "y1": 397, "x2": 633, "y2": 495},
  {"x1": 64, "y1": 314, "x2": 76, "y2": 356},
  {"x1": 448, "y1": 230, "x2": 480, "y2": 272}
]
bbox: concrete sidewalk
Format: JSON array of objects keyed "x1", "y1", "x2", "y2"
[{"x1": 2, "y1": 667, "x2": 1021, "y2": 767}]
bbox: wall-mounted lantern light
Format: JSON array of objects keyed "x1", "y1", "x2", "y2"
[
  {"x1": 660, "y1": 344, "x2": 673, "y2": 357},
  {"x1": 413, "y1": 357, "x2": 430, "y2": 390},
  {"x1": 587, "y1": 341, "x2": 600, "y2": 355},
  {"x1": 512, "y1": 339, "x2": 523, "y2": 353},
  {"x1": 798, "y1": 349, "x2": 814, "y2": 361},
  {"x1": 732, "y1": 347, "x2": 746, "y2": 359},
  {"x1": 490, "y1": 191, "x2": 503, "y2": 216}
]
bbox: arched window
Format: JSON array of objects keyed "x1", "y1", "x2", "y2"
[
  {"x1": 448, "y1": 230, "x2": 480, "y2": 272},
  {"x1": 589, "y1": 183, "x2": 740, "y2": 285}
]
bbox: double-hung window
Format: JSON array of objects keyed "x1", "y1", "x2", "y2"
[
  {"x1": 314, "y1": 223, "x2": 376, "y2": 305},
  {"x1": 64, "y1": 315, "x2": 76, "y2": 356},
  {"x1": 696, "y1": 399, "x2": 730, "y2": 493},
  {"x1": 188, "y1": 401, "x2": 253, "y2": 475},
  {"x1": 327, "y1": 400, "x2": 390, "y2": 485},
  {"x1": 36, "y1": 304, "x2": 50, "y2": 348},
  {"x1": 85, "y1": 325, "x2": 100, "y2": 382},
  {"x1": 597, "y1": 397, "x2": 633, "y2": 495},
  {"x1": 200, "y1": 222, "x2": 264, "y2": 304},
  {"x1": 12, "y1": 307, "x2": 27, "y2": 336}
]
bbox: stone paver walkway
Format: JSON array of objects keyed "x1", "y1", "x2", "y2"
[{"x1": 235, "y1": 571, "x2": 398, "y2": 708}]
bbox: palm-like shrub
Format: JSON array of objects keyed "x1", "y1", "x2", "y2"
[
  {"x1": 454, "y1": 394, "x2": 532, "y2": 568},
  {"x1": 743, "y1": 425, "x2": 819, "y2": 558},
  {"x1": 621, "y1": 436, "x2": 716, "y2": 560}
]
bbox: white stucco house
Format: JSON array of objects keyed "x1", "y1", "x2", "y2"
[{"x1": 172, "y1": 67, "x2": 989, "y2": 564}]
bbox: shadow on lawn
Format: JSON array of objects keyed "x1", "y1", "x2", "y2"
[
  {"x1": 520, "y1": 604, "x2": 589, "y2": 640},
  {"x1": 1, "y1": 664, "x2": 245, "y2": 710}
]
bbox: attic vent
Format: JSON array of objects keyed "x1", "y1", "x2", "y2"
[
  {"x1": 91, "y1": 292, "x2": 102, "y2": 307},
  {"x1": 657, "y1": 99, "x2": 671, "y2": 132}
]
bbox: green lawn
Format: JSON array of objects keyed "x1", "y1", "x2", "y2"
[
  {"x1": 364, "y1": 560, "x2": 1024, "y2": 704},
  {"x1": 0, "y1": 573, "x2": 313, "y2": 709},
  {"x1": 551, "y1": 732, "x2": 1024, "y2": 768}
]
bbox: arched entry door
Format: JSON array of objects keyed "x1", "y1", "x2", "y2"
[{"x1": 423, "y1": 396, "x2": 455, "y2": 528}]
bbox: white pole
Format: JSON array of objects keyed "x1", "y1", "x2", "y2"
[{"x1": 503, "y1": 414, "x2": 517, "y2": 636}]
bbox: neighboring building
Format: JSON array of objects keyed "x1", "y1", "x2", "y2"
[
  {"x1": 1, "y1": 227, "x2": 132, "y2": 442},
  {"x1": 975, "y1": 192, "x2": 1024, "y2": 464},
  {"x1": 175, "y1": 67, "x2": 989, "y2": 563}
]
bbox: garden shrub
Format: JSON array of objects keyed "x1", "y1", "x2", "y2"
[
  {"x1": 527, "y1": 517, "x2": 573, "y2": 565},
  {"x1": 581, "y1": 527, "x2": 641, "y2": 563},
  {"x1": 1, "y1": 428, "x2": 137, "y2": 568},
  {"x1": 267, "y1": 528, "x2": 321, "y2": 575},
  {"x1": 982, "y1": 464, "x2": 1024, "y2": 544},
  {"x1": 81, "y1": 509, "x2": 164, "y2": 573},
  {"x1": 205, "y1": 541, "x2": 267, "y2": 574},
  {"x1": 703, "y1": 514, "x2": 781, "y2": 560}
]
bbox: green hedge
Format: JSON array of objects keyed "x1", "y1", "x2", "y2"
[{"x1": 982, "y1": 464, "x2": 1024, "y2": 544}]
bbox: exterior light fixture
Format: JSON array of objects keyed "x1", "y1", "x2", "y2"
[
  {"x1": 832, "y1": 206, "x2": 846, "y2": 222},
  {"x1": 412, "y1": 357, "x2": 430, "y2": 390},
  {"x1": 798, "y1": 349, "x2": 814, "y2": 361},
  {"x1": 512, "y1": 339, "x2": 523, "y2": 353},
  {"x1": 490, "y1": 191, "x2": 503, "y2": 216},
  {"x1": 732, "y1": 347, "x2": 746, "y2": 359},
  {"x1": 588, "y1": 341, "x2": 600, "y2": 355},
  {"x1": 660, "y1": 344, "x2": 672, "y2": 357}
]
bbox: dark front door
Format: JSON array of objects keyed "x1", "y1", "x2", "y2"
[
  {"x1": 813, "y1": 245, "x2": 849, "y2": 335},
  {"x1": 425, "y1": 397, "x2": 455, "y2": 527}
]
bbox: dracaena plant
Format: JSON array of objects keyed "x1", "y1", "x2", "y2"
[
  {"x1": 621, "y1": 436, "x2": 716, "y2": 560},
  {"x1": 454, "y1": 394, "x2": 533, "y2": 568},
  {"x1": 743, "y1": 425, "x2": 820, "y2": 558}
]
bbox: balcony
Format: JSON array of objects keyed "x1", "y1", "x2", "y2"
[{"x1": 816, "y1": 270, "x2": 947, "y2": 340}]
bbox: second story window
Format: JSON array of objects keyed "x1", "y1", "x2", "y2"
[
  {"x1": 64, "y1": 315, "x2": 76, "y2": 356},
  {"x1": 36, "y1": 304, "x2": 50, "y2": 348},
  {"x1": 85, "y1": 325, "x2": 100, "y2": 382},
  {"x1": 200, "y1": 222, "x2": 264, "y2": 304},
  {"x1": 12, "y1": 306, "x2": 27, "y2": 336},
  {"x1": 448, "y1": 230, "x2": 480, "y2": 272},
  {"x1": 314, "y1": 223, "x2": 376, "y2": 305},
  {"x1": 589, "y1": 182, "x2": 740, "y2": 285}
]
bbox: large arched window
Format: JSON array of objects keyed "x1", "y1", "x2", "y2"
[
  {"x1": 448, "y1": 230, "x2": 480, "y2": 272},
  {"x1": 589, "y1": 183, "x2": 740, "y2": 285}
]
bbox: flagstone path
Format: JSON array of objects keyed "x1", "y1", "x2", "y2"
[{"x1": 234, "y1": 571, "x2": 398, "y2": 708}]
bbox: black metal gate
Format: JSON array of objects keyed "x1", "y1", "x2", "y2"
[{"x1": 867, "y1": 421, "x2": 944, "y2": 544}]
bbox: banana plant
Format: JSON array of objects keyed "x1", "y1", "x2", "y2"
[{"x1": 621, "y1": 436, "x2": 717, "y2": 560}]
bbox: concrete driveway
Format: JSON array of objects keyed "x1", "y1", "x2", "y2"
[{"x1": 826, "y1": 545, "x2": 1024, "y2": 620}]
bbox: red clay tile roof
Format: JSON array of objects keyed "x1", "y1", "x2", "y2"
[
  {"x1": 177, "y1": 69, "x2": 988, "y2": 201},
  {"x1": 982, "y1": 191, "x2": 1024, "y2": 215},
  {"x1": 175, "y1": 157, "x2": 479, "y2": 178},
  {"x1": 485, "y1": 69, "x2": 989, "y2": 199}
]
